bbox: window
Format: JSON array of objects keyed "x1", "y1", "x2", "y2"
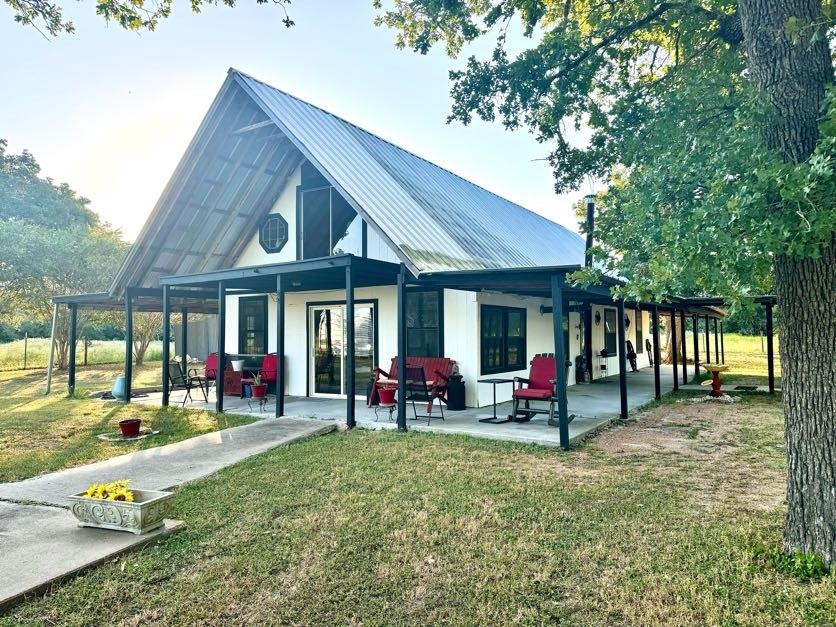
[
  {"x1": 299, "y1": 186, "x2": 364, "y2": 259},
  {"x1": 406, "y1": 289, "x2": 443, "y2": 357},
  {"x1": 604, "y1": 308, "x2": 617, "y2": 356},
  {"x1": 259, "y1": 214, "x2": 289, "y2": 253},
  {"x1": 481, "y1": 305, "x2": 527, "y2": 374},
  {"x1": 635, "y1": 310, "x2": 643, "y2": 353},
  {"x1": 239, "y1": 296, "x2": 267, "y2": 355}
]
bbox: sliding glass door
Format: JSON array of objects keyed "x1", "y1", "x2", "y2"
[{"x1": 309, "y1": 302, "x2": 375, "y2": 398}]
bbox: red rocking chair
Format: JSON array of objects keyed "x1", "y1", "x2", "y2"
[{"x1": 508, "y1": 354, "x2": 575, "y2": 424}]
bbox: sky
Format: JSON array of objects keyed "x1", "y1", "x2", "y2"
[{"x1": 0, "y1": 0, "x2": 595, "y2": 242}]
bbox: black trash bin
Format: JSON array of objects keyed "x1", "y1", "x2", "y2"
[{"x1": 446, "y1": 374, "x2": 466, "y2": 410}]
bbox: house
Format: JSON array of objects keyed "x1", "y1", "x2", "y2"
[{"x1": 53, "y1": 69, "x2": 742, "y2": 448}]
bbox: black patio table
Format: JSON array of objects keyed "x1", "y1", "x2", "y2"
[{"x1": 477, "y1": 378, "x2": 515, "y2": 424}]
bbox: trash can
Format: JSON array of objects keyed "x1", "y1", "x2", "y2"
[
  {"x1": 446, "y1": 374, "x2": 466, "y2": 410},
  {"x1": 111, "y1": 374, "x2": 127, "y2": 401}
]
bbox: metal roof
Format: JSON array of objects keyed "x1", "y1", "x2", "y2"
[{"x1": 232, "y1": 69, "x2": 586, "y2": 274}]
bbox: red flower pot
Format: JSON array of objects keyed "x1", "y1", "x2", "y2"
[
  {"x1": 378, "y1": 387, "x2": 396, "y2": 405},
  {"x1": 119, "y1": 418, "x2": 141, "y2": 438},
  {"x1": 251, "y1": 384, "x2": 268, "y2": 399}
]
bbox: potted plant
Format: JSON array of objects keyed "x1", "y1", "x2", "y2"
[
  {"x1": 119, "y1": 418, "x2": 141, "y2": 438},
  {"x1": 251, "y1": 373, "x2": 267, "y2": 400},
  {"x1": 68, "y1": 480, "x2": 172, "y2": 535}
]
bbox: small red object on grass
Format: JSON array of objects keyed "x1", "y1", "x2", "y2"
[{"x1": 119, "y1": 418, "x2": 142, "y2": 438}]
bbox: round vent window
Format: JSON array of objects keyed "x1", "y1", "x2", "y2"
[{"x1": 259, "y1": 214, "x2": 289, "y2": 254}]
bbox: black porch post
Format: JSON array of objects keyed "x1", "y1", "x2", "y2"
[
  {"x1": 765, "y1": 302, "x2": 775, "y2": 394},
  {"x1": 704, "y1": 315, "x2": 711, "y2": 363},
  {"x1": 216, "y1": 281, "x2": 226, "y2": 413},
  {"x1": 67, "y1": 304, "x2": 78, "y2": 396},
  {"x1": 651, "y1": 305, "x2": 661, "y2": 400},
  {"x1": 713, "y1": 318, "x2": 719, "y2": 364},
  {"x1": 680, "y1": 309, "x2": 688, "y2": 384},
  {"x1": 275, "y1": 274, "x2": 285, "y2": 417},
  {"x1": 584, "y1": 305, "x2": 593, "y2": 381},
  {"x1": 345, "y1": 264, "x2": 356, "y2": 428},
  {"x1": 616, "y1": 299, "x2": 628, "y2": 420},
  {"x1": 549, "y1": 274, "x2": 570, "y2": 448},
  {"x1": 720, "y1": 321, "x2": 725, "y2": 364},
  {"x1": 396, "y1": 264, "x2": 407, "y2": 431},
  {"x1": 692, "y1": 314, "x2": 700, "y2": 381},
  {"x1": 180, "y1": 307, "x2": 188, "y2": 361},
  {"x1": 124, "y1": 289, "x2": 133, "y2": 403},
  {"x1": 670, "y1": 307, "x2": 679, "y2": 392},
  {"x1": 162, "y1": 285, "x2": 171, "y2": 407}
]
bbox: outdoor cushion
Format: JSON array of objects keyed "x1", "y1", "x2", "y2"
[
  {"x1": 259, "y1": 353, "x2": 278, "y2": 383},
  {"x1": 527, "y1": 355, "x2": 556, "y2": 391},
  {"x1": 513, "y1": 388, "x2": 553, "y2": 400}
]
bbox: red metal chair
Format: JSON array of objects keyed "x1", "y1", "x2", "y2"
[
  {"x1": 188, "y1": 352, "x2": 223, "y2": 398},
  {"x1": 368, "y1": 356, "x2": 455, "y2": 412},
  {"x1": 508, "y1": 354, "x2": 573, "y2": 423},
  {"x1": 259, "y1": 353, "x2": 278, "y2": 390}
]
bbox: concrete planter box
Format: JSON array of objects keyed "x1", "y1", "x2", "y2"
[{"x1": 68, "y1": 489, "x2": 173, "y2": 535}]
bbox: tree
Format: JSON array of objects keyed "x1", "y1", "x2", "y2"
[
  {"x1": 376, "y1": 1, "x2": 835, "y2": 563},
  {"x1": 132, "y1": 312, "x2": 162, "y2": 366},
  {"x1": 0, "y1": 139, "x2": 129, "y2": 368},
  {"x1": 6, "y1": 0, "x2": 294, "y2": 36}
]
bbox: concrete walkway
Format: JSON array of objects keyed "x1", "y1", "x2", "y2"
[{"x1": 0, "y1": 417, "x2": 336, "y2": 610}]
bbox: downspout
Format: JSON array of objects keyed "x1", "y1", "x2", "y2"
[{"x1": 44, "y1": 303, "x2": 58, "y2": 395}]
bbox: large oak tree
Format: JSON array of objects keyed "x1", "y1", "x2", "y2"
[{"x1": 375, "y1": 0, "x2": 835, "y2": 563}]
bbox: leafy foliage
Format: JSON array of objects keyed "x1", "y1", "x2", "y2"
[
  {"x1": 5, "y1": 0, "x2": 295, "y2": 36},
  {"x1": 375, "y1": 1, "x2": 836, "y2": 304},
  {"x1": 754, "y1": 543, "x2": 829, "y2": 581}
]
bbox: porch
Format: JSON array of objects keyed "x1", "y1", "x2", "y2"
[{"x1": 136, "y1": 365, "x2": 676, "y2": 447}]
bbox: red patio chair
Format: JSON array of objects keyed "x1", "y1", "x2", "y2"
[
  {"x1": 508, "y1": 354, "x2": 574, "y2": 424},
  {"x1": 368, "y1": 356, "x2": 455, "y2": 412},
  {"x1": 188, "y1": 352, "x2": 223, "y2": 398},
  {"x1": 259, "y1": 353, "x2": 278, "y2": 388}
]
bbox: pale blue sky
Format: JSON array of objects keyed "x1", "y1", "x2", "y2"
[{"x1": 0, "y1": 0, "x2": 593, "y2": 241}]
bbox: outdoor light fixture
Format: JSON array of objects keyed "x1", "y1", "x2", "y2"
[{"x1": 594, "y1": 311, "x2": 602, "y2": 326}]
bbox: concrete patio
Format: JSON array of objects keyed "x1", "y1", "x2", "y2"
[{"x1": 138, "y1": 365, "x2": 678, "y2": 447}]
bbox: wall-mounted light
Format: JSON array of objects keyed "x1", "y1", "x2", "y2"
[{"x1": 594, "y1": 311, "x2": 601, "y2": 326}]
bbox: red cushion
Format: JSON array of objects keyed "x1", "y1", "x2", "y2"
[
  {"x1": 204, "y1": 353, "x2": 219, "y2": 380},
  {"x1": 260, "y1": 353, "x2": 278, "y2": 382},
  {"x1": 528, "y1": 356, "x2": 556, "y2": 391},
  {"x1": 514, "y1": 388, "x2": 553, "y2": 400}
]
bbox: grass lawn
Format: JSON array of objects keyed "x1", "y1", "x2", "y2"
[
  {"x1": 0, "y1": 363, "x2": 253, "y2": 482},
  {"x1": 682, "y1": 332, "x2": 781, "y2": 387},
  {"x1": 3, "y1": 392, "x2": 833, "y2": 625},
  {"x1": 0, "y1": 339, "x2": 168, "y2": 372}
]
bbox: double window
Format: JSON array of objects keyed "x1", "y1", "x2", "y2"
[
  {"x1": 299, "y1": 186, "x2": 364, "y2": 259},
  {"x1": 406, "y1": 289, "x2": 443, "y2": 357},
  {"x1": 239, "y1": 296, "x2": 267, "y2": 355},
  {"x1": 635, "y1": 310, "x2": 643, "y2": 353},
  {"x1": 481, "y1": 305, "x2": 527, "y2": 374},
  {"x1": 604, "y1": 308, "x2": 617, "y2": 356}
]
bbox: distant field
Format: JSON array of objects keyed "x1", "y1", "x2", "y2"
[
  {"x1": 682, "y1": 331, "x2": 781, "y2": 386},
  {"x1": 0, "y1": 339, "x2": 168, "y2": 371}
]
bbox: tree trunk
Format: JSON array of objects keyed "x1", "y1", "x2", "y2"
[{"x1": 738, "y1": 0, "x2": 836, "y2": 564}]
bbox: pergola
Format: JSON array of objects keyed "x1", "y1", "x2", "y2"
[{"x1": 52, "y1": 255, "x2": 777, "y2": 450}]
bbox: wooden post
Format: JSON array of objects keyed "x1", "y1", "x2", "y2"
[
  {"x1": 550, "y1": 274, "x2": 570, "y2": 448},
  {"x1": 45, "y1": 303, "x2": 58, "y2": 395},
  {"x1": 216, "y1": 281, "x2": 226, "y2": 413},
  {"x1": 616, "y1": 299, "x2": 628, "y2": 420},
  {"x1": 651, "y1": 305, "x2": 661, "y2": 400},
  {"x1": 692, "y1": 314, "x2": 700, "y2": 381},
  {"x1": 68, "y1": 304, "x2": 78, "y2": 396},
  {"x1": 275, "y1": 274, "x2": 285, "y2": 418},
  {"x1": 704, "y1": 315, "x2": 711, "y2": 363},
  {"x1": 765, "y1": 302, "x2": 775, "y2": 394},
  {"x1": 670, "y1": 307, "x2": 679, "y2": 392},
  {"x1": 345, "y1": 264, "x2": 356, "y2": 429},
  {"x1": 396, "y1": 265, "x2": 407, "y2": 431},
  {"x1": 124, "y1": 290, "x2": 133, "y2": 403},
  {"x1": 713, "y1": 318, "x2": 719, "y2": 364},
  {"x1": 679, "y1": 309, "x2": 688, "y2": 384},
  {"x1": 162, "y1": 285, "x2": 171, "y2": 407}
]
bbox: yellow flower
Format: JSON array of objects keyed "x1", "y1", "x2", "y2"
[{"x1": 83, "y1": 479, "x2": 134, "y2": 502}]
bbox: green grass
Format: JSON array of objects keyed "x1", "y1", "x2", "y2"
[
  {"x1": 0, "y1": 338, "x2": 169, "y2": 372},
  {"x1": 0, "y1": 363, "x2": 253, "y2": 482},
  {"x1": 3, "y1": 393, "x2": 834, "y2": 625},
  {"x1": 683, "y1": 332, "x2": 782, "y2": 387}
]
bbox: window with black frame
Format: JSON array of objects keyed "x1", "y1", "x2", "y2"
[
  {"x1": 635, "y1": 310, "x2": 643, "y2": 353},
  {"x1": 406, "y1": 289, "x2": 442, "y2": 357},
  {"x1": 604, "y1": 308, "x2": 617, "y2": 355},
  {"x1": 299, "y1": 186, "x2": 363, "y2": 259},
  {"x1": 239, "y1": 296, "x2": 267, "y2": 355},
  {"x1": 481, "y1": 305, "x2": 527, "y2": 374}
]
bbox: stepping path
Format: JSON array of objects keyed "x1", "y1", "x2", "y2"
[{"x1": 0, "y1": 417, "x2": 337, "y2": 610}]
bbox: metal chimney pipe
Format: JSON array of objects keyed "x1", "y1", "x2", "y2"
[{"x1": 584, "y1": 194, "x2": 595, "y2": 268}]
